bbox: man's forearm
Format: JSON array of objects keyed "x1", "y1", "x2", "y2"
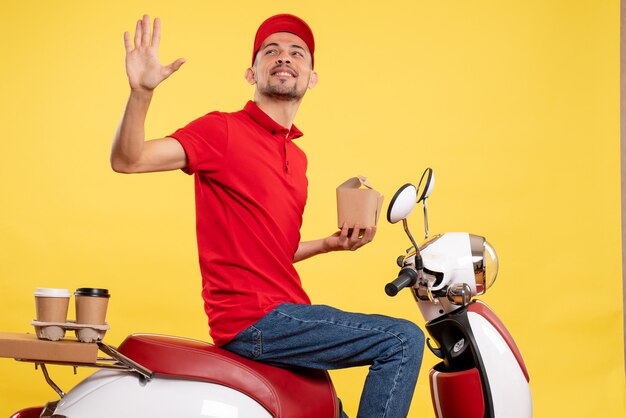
[
  {"x1": 293, "y1": 225, "x2": 377, "y2": 263},
  {"x1": 111, "y1": 90, "x2": 153, "y2": 172},
  {"x1": 294, "y1": 239, "x2": 330, "y2": 263}
]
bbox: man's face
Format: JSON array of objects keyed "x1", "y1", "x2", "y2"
[{"x1": 249, "y1": 32, "x2": 317, "y2": 101}]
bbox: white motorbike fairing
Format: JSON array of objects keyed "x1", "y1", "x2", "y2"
[
  {"x1": 426, "y1": 301, "x2": 532, "y2": 418},
  {"x1": 54, "y1": 370, "x2": 273, "y2": 418}
]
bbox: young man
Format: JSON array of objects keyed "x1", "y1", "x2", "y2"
[{"x1": 111, "y1": 14, "x2": 424, "y2": 418}]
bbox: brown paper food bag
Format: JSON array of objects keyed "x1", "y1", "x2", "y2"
[{"x1": 336, "y1": 176, "x2": 384, "y2": 229}]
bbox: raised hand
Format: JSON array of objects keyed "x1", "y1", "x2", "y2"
[{"x1": 123, "y1": 15, "x2": 185, "y2": 92}]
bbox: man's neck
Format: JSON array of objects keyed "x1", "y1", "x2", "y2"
[{"x1": 253, "y1": 95, "x2": 302, "y2": 130}]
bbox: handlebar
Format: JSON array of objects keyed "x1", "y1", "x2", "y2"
[{"x1": 385, "y1": 267, "x2": 418, "y2": 297}]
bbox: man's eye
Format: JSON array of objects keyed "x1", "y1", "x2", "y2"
[
  {"x1": 265, "y1": 49, "x2": 278, "y2": 55},
  {"x1": 292, "y1": 51, "x2": 304, "y2": 57}
]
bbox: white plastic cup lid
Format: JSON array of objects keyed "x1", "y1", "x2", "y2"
[{"x1": 34, "y1": 288, "x2": 71, "y2": 298}]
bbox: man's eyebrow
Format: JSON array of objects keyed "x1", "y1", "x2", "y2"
[{"x1": 262, "y1": 42, "x2": 306, "y2": 51}]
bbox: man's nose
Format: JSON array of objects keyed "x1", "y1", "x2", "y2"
[{"x1": 276, "y1": 52, "x2": 291, "y2": 64}]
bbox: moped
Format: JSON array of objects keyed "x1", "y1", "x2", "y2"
[
  {"x1": 385, "y1": 168, "x2": 532, "y2": 418},
  {"x1": 10, "y1": 168, "x2": 531, "y2": 418}
]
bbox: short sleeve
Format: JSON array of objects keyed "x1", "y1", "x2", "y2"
[{"x1": 169, "y1": 112, "x2": 228, "y2": 175}]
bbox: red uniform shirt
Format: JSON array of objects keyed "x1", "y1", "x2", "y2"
[{"x1": 170, "y1": 101, "x2": 311, "y2": 346}]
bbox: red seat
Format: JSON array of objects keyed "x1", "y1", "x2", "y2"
[{"x1": 117, "y1": 334, "x2": 339, "y2": 418}]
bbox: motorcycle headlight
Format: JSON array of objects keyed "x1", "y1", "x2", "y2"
[{"x1": 470, "y1": 235, "x2": 498, "y2": 295}]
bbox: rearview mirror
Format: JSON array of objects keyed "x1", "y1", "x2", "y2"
[
  {"x1": 417, "y1": 168, "x2": 435, "y2": 203},
  {"x1": 387, "y1": 184, "x2": 417, "y2": 224}
]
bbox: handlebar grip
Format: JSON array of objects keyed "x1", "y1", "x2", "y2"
[{"x1": 385, "y1": 268, "x2": 418, "y2": 297}]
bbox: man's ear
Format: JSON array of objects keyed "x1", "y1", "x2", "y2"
[
  {"x1": 244, "y1": 67, "x2": 256, "y2": 85},
  {"x1": 308, "y1": 71, "x2": 319, "y2": 89}
]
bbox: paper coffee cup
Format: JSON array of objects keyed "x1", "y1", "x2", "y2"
[
  {"x1": 75, "y1": 288, "x2": 110, "y2": 325},
  {"x1": 34, "y1": 288, "x2": 71, "y2": 323}
]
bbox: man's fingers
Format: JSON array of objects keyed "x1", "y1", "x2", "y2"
[
  {"x1": 131, "y1": 16, "x2": 158, "y2": 50},
  {"x1": 349, "y1": 226, "x2": 375, "y2": 250},
  {"x1": 166, "y1": 58, "x2": 186, "y2": 74},
  {"x1": 363, "y1": 226, "x2": 376, "y2": 242},
  {"x1": 134, "y1": 19, "x2": 142, "y2": 49},
  {"x1": 151, "y1": 17, "x2": 161, "y2": 49},
  {"x1": 339, "y1": 223, "x2": 349, "y2": 240},
  {"x1": 141, "y1": 15, "x2": 151, "y2": 47},
  {"x1": 123, "y1": 31, "x2": 132, "y2": 53},
  {"x1": 350, "y1": 225, "x2": 361, "y2": 240}
]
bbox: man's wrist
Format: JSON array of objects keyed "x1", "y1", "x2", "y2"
[
  {"x1": 321, "y1": 236, "x2": 334, "y2": 254},
  {"x1": 129, "y1": 88, "x2": 154, "y2": 102}
]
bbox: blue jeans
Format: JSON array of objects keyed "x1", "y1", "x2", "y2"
[{"x1": 222, "y1": 303, "x2": 425, "y2": 418}]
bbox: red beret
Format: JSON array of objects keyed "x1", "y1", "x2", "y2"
[{"x1": 252, "y1": 14, "x2": 315, "y2": 68}]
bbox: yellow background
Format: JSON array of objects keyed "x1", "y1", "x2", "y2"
[{"x1": 0, "y1": 0, "x2": 624, "y2": 416}]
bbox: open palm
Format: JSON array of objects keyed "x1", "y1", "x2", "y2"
[{"x1": 124, "y1": 15, "x2": 185, "y2": 92}]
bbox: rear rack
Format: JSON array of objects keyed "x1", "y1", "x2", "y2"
[{"x1": 16, "y1": 341, "x2": 153, "y2": 398}]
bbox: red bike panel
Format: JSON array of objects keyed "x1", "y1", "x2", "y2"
[
  {"x1": 430, "y1": 367, "x2": 484, "y2": 418},
  {"x1": 10, "y1": 407, "x2": 44, "y2": 418}
]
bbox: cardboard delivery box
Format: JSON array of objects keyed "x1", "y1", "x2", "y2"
[
  {"x1": 0, "y1": 332, "x2": 98, "y2": 364},
  {"x1": 336, "y1": 176, "x2": 384, "y2": 229}
]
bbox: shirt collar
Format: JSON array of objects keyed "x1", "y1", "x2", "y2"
[{"x1": 243, "y1": 101, "x2": 303, "y2": 140}]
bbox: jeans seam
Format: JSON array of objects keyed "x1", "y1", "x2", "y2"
[
  {"x1": 250, "y1": 325, "x2": 262, "y2": 358},
  {"x1": 382, "y1": 335, "x2": 408, "y2": 418},
  {"x1": 274, "y1": 309, "x2": 409, "y2": 417},
  {"x1": 274, "y1": 309, "x2": 409, "y2": 340}
]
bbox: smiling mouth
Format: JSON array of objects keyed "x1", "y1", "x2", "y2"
[
  {"x1": 271, "y1": 66, "x2": 297, "y2": 78},
  {"x1": 272, "y1": 71, "x2": 296, "y2": 78}
]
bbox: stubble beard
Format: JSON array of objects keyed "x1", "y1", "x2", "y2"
[{"x1": 258, "y1": 80, "x2": 305, "y2": 102}]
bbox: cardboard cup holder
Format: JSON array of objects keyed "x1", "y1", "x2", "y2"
[
  {"x1": 31, "y1": 320, "x2": 110, "y2": 343},
  {"x1": 31, "y1": 287, "x2": 111, "y2": 343}
]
